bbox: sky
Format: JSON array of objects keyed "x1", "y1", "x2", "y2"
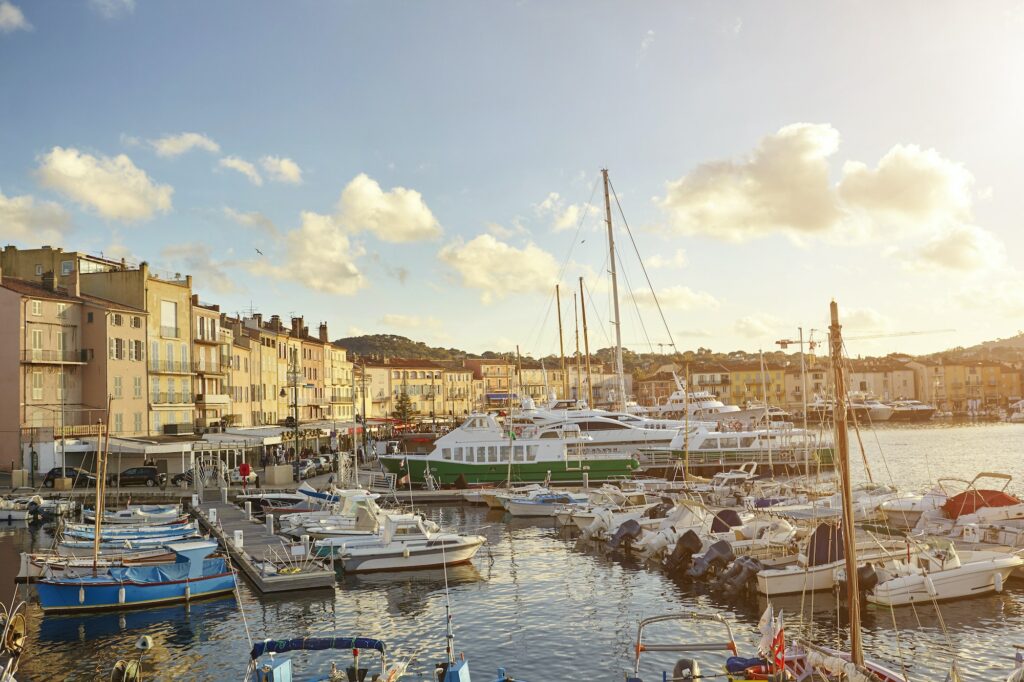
[{"x1": 2, "y1": 1, "x2": 1023, "y2": 359}]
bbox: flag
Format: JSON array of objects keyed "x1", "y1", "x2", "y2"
[
  {"x1": 756, "y1": 604, "x2": 774, "y2": 658},
  {"x1": 398, "y1": 473, "x2": 410, "y2": 486},
  {"x1": 398, "y1": 457, "x2": 410, "y2": 486},
  {"x1": 771, "y1": 610, "x2": 785, "y2": 672}
]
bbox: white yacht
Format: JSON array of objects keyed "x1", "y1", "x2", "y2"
[
  {"x1": 887, "y1": 399, "x2": 937, "y2": 422},
  {"x1": 850, "y1": 393, "x2": 894, "y2": 422}
]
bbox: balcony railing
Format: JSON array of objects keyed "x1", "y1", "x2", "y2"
[
  {"x1": 148, "y1": 360, "x2": 192, "y2": 374},
  {"x1": 22, "y1": 349, "x2": 91, "y2": 363},
  {"x1": 196, "y1": 393, "x2": 230, "y2": 405},
  {"x1": 151, "y1": 391, "x2": 194, "y2": 404},
  {"x1": 193, "y1": 359, "x2": 226, "y2": 374},
  {"x1": 160, "y1": 326, "x2": 180, "y2": 339}
]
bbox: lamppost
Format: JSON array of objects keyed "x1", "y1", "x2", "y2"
[{"x1": 280, "y1": 353, "x2": 300, "y2": 459}]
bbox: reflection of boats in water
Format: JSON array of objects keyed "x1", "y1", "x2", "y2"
[
  {"x1": 37, "y1": 594, "x2": 237, "y2": 644},
  {"x1": 340, "y1": 563, "x2": 483, "y2": 618}
]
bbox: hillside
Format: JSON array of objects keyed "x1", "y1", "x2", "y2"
[{"x1": 334, "y1": 334, "x2": 476, "y2": 362}]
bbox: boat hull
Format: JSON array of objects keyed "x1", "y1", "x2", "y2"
[
  {"x1": 867, "y1": 556, "x2": 1024, "y2": 606},
  {"x1": 339, "y1": 538, "x2": 485, "y2": 573},
  {"x1": 380, "y1": 456, "x2": 639, "y2": 485},
  {"x1": 36, "y1": 571, "x2": 236, "y2": 612},
  {"x1": 757, "y1": 544, "x2": 912, "y2": 595}
]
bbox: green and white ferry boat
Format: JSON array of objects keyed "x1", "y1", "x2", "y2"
[{"x1": 379, "y1": 413, "x2": 640, "y2": 485}]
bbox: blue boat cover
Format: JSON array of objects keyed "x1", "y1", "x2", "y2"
[
  {"x1": 61, "y1": 558, "x2": 227, "y2": 585},
  {"x1": 726, "y1": 656, "x2": 767, "y2": 673},
  {"x1": 250, "y1": 637, "x2": 386, "y2": 659},
  {"x1": 299, "y1": 488, "x2": 341, "y2": 503}
]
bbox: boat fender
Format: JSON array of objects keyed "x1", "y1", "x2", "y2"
[
  {"x1": 118, "y1": 586, "x2": 126, "y2": 604},
  {"x1": 924, "y1": 575, "x2": 937, "y2": 597},
  {"x1": 673, "y1": 658, "x2": 700, "y2": 679},
  {"x1": 403, "y1": 543, "x2": 410, "y2": 558},
  {"x1": 185, "y1": 583, "x2": 191, "y2": 601},
  {"x1": 78, "y1": 586, "x2": 85, "y2": 604},
  {"x1": 995, "y1": 572, "x2": 1003, "y2": 593}
]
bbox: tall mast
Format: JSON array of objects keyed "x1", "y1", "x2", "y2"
[
  {"x1": 602, "y1": 168, "x2": 626, "y2": 411},
  {"x1": 573, "y1": 293, "x2": 583, "y2": 405},
  {"x1": 830, "y1": 300, "x2": 863, "y2": 666},
  {"x1": 579, "y1": 277, "x2": 594, "y2": 408},
  {"x1": 556, "y1": 285, "x2": 568, "y2": 401},
  {"x1": 93, "y1": 394, "x2": 112, "y2": 575}
]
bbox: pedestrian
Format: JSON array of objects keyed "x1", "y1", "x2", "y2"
[{"x1": 239, "y1": 460, "x2": 251, "y2": 493}]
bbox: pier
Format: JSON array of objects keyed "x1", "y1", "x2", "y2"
[{"x1": 191, "y1": 494, "x2": 336, "y2": 594}]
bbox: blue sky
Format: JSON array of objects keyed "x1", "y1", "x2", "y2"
[{"x1": 2, "y1": 1, "x2": 1023, "y2": 358}]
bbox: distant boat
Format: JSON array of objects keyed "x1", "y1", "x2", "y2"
[
  {"x1": 35, "y1": 540, "x2": 235, "y2": 612},
  {"x1": 82, "y1": 504, "x2": 182, "y2": 525},
  {"x1": 886, "y1": 399, "x2": 937, "y2": 422}
]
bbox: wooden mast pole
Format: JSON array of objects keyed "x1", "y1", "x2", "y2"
[
  {"x1": 573, "y1": 293, "x2": 583, "y2": 405},
  {"x1": 556, "y1": 285, "x2": 568, "y2": 400},
  {"x1": 579, "y1": 277, "x2": 594, "y2": 408},
  {"x1": 602, "y1": 169, "x2": 626, "y2": 411},
  {"x1": 92, "y1": 394, "x2": 112, "y2": 575},
  {"x1": 830, "y1": 300, "x2": 863, "y2": 666}
]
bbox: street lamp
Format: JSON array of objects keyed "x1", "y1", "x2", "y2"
[{"x1": 280, "y1": 354, "x2": 300, "y2": 459}]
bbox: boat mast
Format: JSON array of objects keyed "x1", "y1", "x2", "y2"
[
  {"x1": 799, "y1": 327, "x2": 810, "y2": 477},
  {"x1": 573, "y1": 293, "x2": 583, "y2": 405},
  {"x1": 92, "y1": 394, "x2": 112, "y2": 575},
  {"x1": 556, "y1": 285, "x2": 568, "y2": 401},
  {"x1": 602, "y1": 169, "x2": 626, "y2": 411},
  {"x1": 829, "y1": 301, "x2": 863, "y2": 666},
  {"x1": 760, "y1": 350, "x2": 773, "y2": 474},
  {"x1": 579, "y1": 277, "x2": 594, "y2": 408}
]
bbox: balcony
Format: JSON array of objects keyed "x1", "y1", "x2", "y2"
[
  {"x1": 193, "y1": 333, "x2": 226, "y2": 346},
  {"x1": 148, "y1": 360, "x2": 193, "y2": 374},
  {"x1": 195, "y1": 393, "x2": 230, "y2": 405},
  {"x1": 21, "y1": 349, "x2": 90, "y2": 364},
  {"x1": 192, "y1": 359, "x2": 226, "y2": 375},
  {"x1": 160, "y1": 325, "x2": 180, "y2": 339},
  {"x1": 151, "y1": 391, "x2": 195, "y2": 405}
]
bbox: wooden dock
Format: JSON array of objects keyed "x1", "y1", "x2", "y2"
[{"x1": 191, "y1": 496, "x2": 336, "y2": 594}]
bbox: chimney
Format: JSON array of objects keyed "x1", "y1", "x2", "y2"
[
  {"x1": 68, "y1": 270, "x2": 80, "y2": 298},
  {"x1": 191, "y1": 294, "x2": 199, "y2": 306},
  {"x1": 318, "y1": 322, "x2": 329, "y2": 343},
  {"x1": 270, "y1": 314, "x2": 281, "y2": 331},
  {"x1": 42, "y1": 271, "x2": 56, "y2": 291},
  {"x1": 302, "y1": 325, "x2": 309, "y2": 338},
  {"x1": 291, "y1": 316, "x2": 303, "y2": 336},
  {"x1": 252, "y1": 312, "x2": 263, "y2": 327}
]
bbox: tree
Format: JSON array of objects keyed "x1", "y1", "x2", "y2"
[{"x1": 392, "y1": 391, "x2": 413, "y2": 423}]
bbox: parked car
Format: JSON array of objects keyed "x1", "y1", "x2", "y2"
[
  {"x1": 109, "y1": 466, "x2": 167, "y2": 488},
  {"x1": 171, "y1": 469, "x2": 196, "y2": 486},
  {"x1": 313, "y1": 455, "x2": 331, "y2": 474},
  {"x1": 229, "y1": 467, "x2": 257, "y2": 484},
  {"x1": 42, "y1": 467, "x2": 96, "y2": 488},
  {"x1": 292, "y1": 459, "x2": 316, "y2": 481}
]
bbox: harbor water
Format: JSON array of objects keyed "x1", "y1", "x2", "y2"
[{"x1": 4, "y1": 422, "x2": 1023, "y2": 681}]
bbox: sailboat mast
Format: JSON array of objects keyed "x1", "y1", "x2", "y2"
[
  {"x1": 602, "y1": 168, "x2": 626, "y2": 411},
  {"x1": 93, "y1": 394, "x2": 112, "y2": 575},
  {"x1": 579, "y1": 277, "x2": 594, "y2": 408},
  {"x1": 556, "y1": 285, "x2": 568, "y2": 400},
  {"x1": 573, "y1": 293, "x2": 583, "y2": 405},
  {"x1": 830, "y1": 301, "x2": 863, "y2": 666}
]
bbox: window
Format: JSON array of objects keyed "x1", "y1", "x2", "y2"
[
  {"x1": 442, "y1": 448, "x2": 452, "y2": 460},
  {"x1": 31, "y1": 300, "x2": 41, "y2": 316},
  {"x1": 61, "y1": 260, "x2": 73, "y2": 276},
  {"x1": 112, "y1": 313, "x2": 123, "y2": 326},
  {"x1": 57, "y1": 331, "x2": 66, "y2": 352},
  {"x1": 87, "y1": 312, "x2": 94, "y2": 323},
  {"x1": 31, "y1": 329, "x2": 43, "y2": 351},
  {"x1": 115, "y1": 338, "x2": 125, "y2": 360},
  {"x1": 151, "y1": 378, "x2": 159, "y2": 400},
  {"x1": 34, "y1": 264, "x2": 42, "y2": 276},
  {"x1": 133, "y1": 376, "x2": 142, "y2": 398},
  {"x1": 134, "y1": 340, "x2": 143, "y2": 361},
  {"x1": 32, "y1": 371, "x2": 43, "y2": 400},
  {"x1": 113, "y1": 376, "x2": 123, "y2": 398},
  {"x1": 153, "y1": 412, "x2": 161, "y2": 432},
  {"x1": 133, "y1": 413, "x2": 142, "y2": 432},
  {"x1": 113, "y1": 413, "x2": 123, "y2": 433},
  {"x1": 57, "y1": 372, "x2": 66, "y2": 400},
  {"x1": 131, "y1": 316, "x2": 141, "y2": 328},
  {"x1": 160, "y1": 300, "x2": 177, "y2": 334},
  {"x1": 181, "y1": 345, "x2": 187, "y2": 369},
  {"x1": 57, "y1": 303, "x2": 67, "y2": 318},
  {"x1": 487, "y1": 446, "x2": 497, "y2": 463}
]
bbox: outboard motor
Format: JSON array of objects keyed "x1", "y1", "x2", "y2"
[
  {"x1": 836, "y1": 563, "x2": 879, "y2": 602},
  {"x1": 664, "y1": 530, "x2": 704, "y2": 575},
  {"x1": 688, "y1": 540, "x2": 735, "y2": 580},
  {"x1": 608, "y1": 519, "x2": 643, "y2": 551},
  {"x1": 713, "y1": 555, "x2": 764, "y2": 600}
]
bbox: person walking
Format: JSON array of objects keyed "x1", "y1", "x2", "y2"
[{"x1": 239, "y1": 460, "x2": 251, "y2": 493}]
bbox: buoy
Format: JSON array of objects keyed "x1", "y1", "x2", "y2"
[
  {"x1": 995, "y1": 572, "x2": 1004, "y2": 593},
  {"x1": 78, "y1": 587, "x2": 85, "y2": 604},
  {"x1": 118, "y1": 586, "x2": 126, "y2": 604},
  {"x1": 185, "y1": 584, "x2": 191, "y2": 601},
  {"x1": 924, "y1": 576, "x2": 937, "y2": 597},
  {"x1": 402, "y1": 543, "x2": 410, "y2": 558}
]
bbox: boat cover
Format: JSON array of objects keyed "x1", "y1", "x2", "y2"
[
  {"x1": 250, "y1": 636, "x2": 386, "y2": 659},
  {"x1": 942, "y1": 489, "x2": 1020, "y2": 519},
  {"x1": 53, "y1": 558, "x2": 227, "y2": 585},
  {"x1": 711, "y1": 509, "x2": 743, "y2": 532},
  {"x1": 806, "y1": 522, "x2": 843, "y2": 567}
]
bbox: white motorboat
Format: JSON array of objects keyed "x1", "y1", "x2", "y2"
[
  {"x1": 914, "y1": 472, "x2": 1024, "y2": 537},
  {"x1": 850, "y1": 394, "x2": 894, "y2": 422},
  {"x1": 879, "y1": 486, "x2": 947, "y2": 529},
  {"x1": 0, "y1": 496, "x2": 44, "y2": 523},
  {"x1": 849, "y1": 539, "x2": 1024, "y2": 606},
  {"x1": 314, "y1": 513, "x2": 440, "y2": 556},
  {"x1": 504, "y1": 491, "x2": 587, "y2": 517},
  {"x1": 886, "y1": 399, "x2": 937, "y2": 422},
  {"x1": 82, "y1": 504, "x2": 181, "y2": 525},
  {"x1": 553, "y1": 484, "x2": 651, "y2": 527},
  {"x1": 279, "y1": 491, "x2": 383, "y2": 540},
  {"x1": 331, "y1": 514, "x2": 486, "y2": 573}
]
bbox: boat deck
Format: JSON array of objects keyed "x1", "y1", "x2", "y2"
[{"x1": 191, "y1": 496, "x2": 336, "y2": 594}]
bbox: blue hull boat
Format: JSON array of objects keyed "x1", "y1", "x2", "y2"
[{"x1": 36, "y1": 541, "x2": 235, "y2": 612}]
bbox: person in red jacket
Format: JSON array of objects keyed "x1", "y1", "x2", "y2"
[{"x1": 239, "y1": 461, "x2": 251, "y2": 492}]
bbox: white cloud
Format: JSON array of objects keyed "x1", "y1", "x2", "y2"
[
  {"x1": 89, "y1": 0, "x2": 134, "y2": 18},
  {"x1": 735, "y1": 314, "x2": 781, "y2": 339},
  {"x1": 438, "y1": 234, "x2": 559, "y2": 303},
  {"x1": 633, "y1": 285, "x2": 719, "y2": 311},
  {"x1": 636, "y1": 29, "x2": 655, "y2": 67},
  {"x1": 218, "y1": 156, "x2": 263, "y2": 185},
  {"x1": 0, "y1": 1, "x2": 30, "y2": 32},
  {"x1": 535, "y1": 191, "x2": 596, "y2": 232},
  {"x1": 659, "y1": 123, "x2": 842, "y2": 243},
  {"x1": 265, "y1": 211, "x2": 366, "y2": 295},
  {"x1": 260, "y1": 156, "x2": 303, "y2": 184},
  {"x1": 161, "y1": 243, "x2": 236, "y2": 294},
  {"x1": 0, "y1": 190, "x2": 70, "y2": 242},
  {"x1": 379, "y1": 314, "x2": 441, "y2": 330},
  {"x1": 914, "y1": 223, "x2": 1005, "y2": 272},
  {"x1": 223, "y1": 207, "x2": 276, "y2": 234},
  {"x1": 485, "y1": 221, "x2": 528, "y2": 239},
  {"x1": 36, "y1": 147, "x2": 173, "y2": 222},
  {"x1": 840, "y1": 307, "x2": 893, "y2": 333},
  {"x1": 335, "y1": 173, "x2": 441, "y2": 243},
  {"x1": 150, "y1": 132, "x2": 220, "y2": 158},
  {"x1": 646, "y1": 249, "x2": 687, "y2": 269}
]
